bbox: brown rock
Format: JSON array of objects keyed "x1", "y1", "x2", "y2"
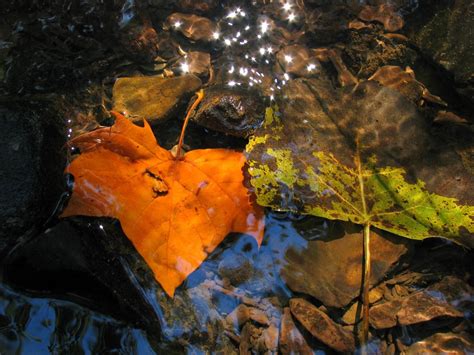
[
  {"x1": 282, "y1": 224, "x2": 411, "y2": 308},
  {"x1": 279, "y1": 308, "x2": 313, "y2": 354},
  {"x1": 239, "y1": 323, "x2": 253, "y2": 355},
  {"x1": 405, "y1": 332, "x2": 474, "y2": 354},
  {"x1": 119, "y1": 20, "x2": 160, "y2": 63},
  {"x1": 175, "y1": 51, "x2": 211, "y2": 77},
  {"x1": 426, "y1": 276, "x2": 474, "y2": 304},
  {"x1": 348, "y1": 20, "x2": 373, "y2": 30},
  {"x1": 327, "y1": 49, "x2": 358, "y2": 86},
  {"x1": 177, "y1": 0, "x2": 218, "y2": 14},
  {"x1": 276, "y1": 45, "x2": 321, "y2": 77},
  {"x1": 369, "y1": 291, "x2": 464, "y2": 329},
  {"x1": 358, "y1": 4, "x2": 404, "y2": 32},
  {"x1": 165, "y1": 13, "x2": 217, "y2": 42},
  {"x1": 225, "y1": 304, "x2": 250, "y2": 330},
  {"x1": 112, "y1": 74, "x2": 202, "y2": 123},
  {"x1": 369, "y1": 66, "x2": 446, "y2": 106},
  {"x1": 397, "y1": 291, "x2": 463, "y2": 326},
  {"x1": 263, "y1": 324, "x2": 279, "y2": 352},
  {"x1": 249, "y1": 308, "x2": 270, "y2": 326},
  {"x1": 191, "y1": 85, "x2": 265, "y2": 138},
  {"x1": 290, "y1": 298, "x2": 355, "y2": 353},
  {"x1": 369, "y1": 299, "x2": 402, "y2": 329}
]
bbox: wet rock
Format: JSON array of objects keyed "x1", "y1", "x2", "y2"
[
  {"x1": 0, "y1": 107, "x2": 65, "y2": 252},
  {"x1": 358, "y1": 4, "x2": 404, "y2": 32},
  {"x1": 369, "y1": 291, "x2": 464, "y2": 329},
  {"x1": 343, "y1": 31, "x2": 418, "y2": 78},
  {"x1": 276, "y1": 45, "x2": 321, "y2": 77},
  {"x1": 405, "y1": 332, "x2": 474, "y2": 354},
  {"x1": 426, "y1": 275, "x2": 474, "y2": 306},
  {"x1": 112, "y1": 74, "x2": 202, "y2": 123},
  {"x1": 218, "y1": 253, "x2": 253, "y2": 286},
  {"x1": 348, "y1": 20, "x2": 373, "y2": 30},
  {"x1": 290, "y1": 298, "x2": 355, "y2": 353},
  {"x1": 282, "y1": 223, "x2": 411, "y2": 308},
  {"x1": 279, "y1": 307, "x2": 313, "y2": 354},
  {"x1": 119, "y1": 18, "x2": 160, "y2": 63},
  {"x1": 165, "y1": 13, "x2": 217, "y2": 42},
  {"x1": 326, "y1": 49, "x2": 358, "y2": 86},
  {"x1": 174, "y1": 51, "x2": 211, "y2": 78},
  {"x1": 342, "y1": 288, "x2": 383, "y2": 325},
  {"x1": 263, "y1": 324, "x2": 279, "y2": 352},
  {"x1": 249, "y1": 308, "x2": 271, "y2": 326},
  {"x1": 176, "y1": 0, "x2": 218, "y2": 14},
  {"x1": 191, "y1": 85, "x2": 265, "y2": 138},
  {"x1": 369, "y1": 66, "x2": 446, "y2": 106},
  {"x1": 408, "y1": 0, "x2": 474, "y2": 105},
  {"x1": 303, "y1": 6, "x2": 353, "y2": 45},
  {"x1": 225, "y1": 304, "x2": 250, "y2": 330}
]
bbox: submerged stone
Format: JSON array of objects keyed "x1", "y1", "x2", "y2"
[
  {"x1": 165, "y1": 13, "x2": 217, "y2": 42},
  {"x1": 279, "y1": 307, "x2": 313, "y2": 355},
  {"x1": 282, "y1": 223, "x2": 411, "y2": 308},
  {"x1": 112, "y1": 74, "x2": 202, "y2": 123},
  {"x1": 408, "y1": 0, "x2": 474, "y2": 106},
  {"x1": 191, "y1": 85, "x2": 265, "y2": 138},
  {"x1": 369, "y1": 291, "x2": 464, "y2": 329},
  {"x1": 406, "y1": 332, "x2": 474, "y2": 354},
  {"x1": 290, "y1": 298, "x2": 355, "y2": 353},
  {"x1": 0, "y1": 107, "x2": 65, "y2": 253}
]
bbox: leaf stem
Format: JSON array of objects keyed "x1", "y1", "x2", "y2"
[
  {"x1": 361, "y1": 222, "x2": 371, "y2": 354},
  {"x1": 176, "y1": 89, "x2": 205, "y2": 160}
]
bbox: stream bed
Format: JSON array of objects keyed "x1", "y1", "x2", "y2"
[{"x1": 0, "y1": 0, "x2": 473, "y2": 353}]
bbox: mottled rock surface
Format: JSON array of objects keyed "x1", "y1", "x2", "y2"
[
  {"x1": 282, "y1": 223, "x2": 411, "y2": 308},
  {"x1": 279, "y1": 307, "x2": 313, "y2": 355},
  {"x1": 191, "y1": 85, "x2": 265, "y2": 138},
  {"x1": 405, "y1": 332, "x2": 474, "y2": 354},
  {"x1": 112, "y1": 74, "x2": 202, "y2": 123},
  {"x1": 290, "y1": 298, "x2": 355, "y2": 353},
  {"x1": 369, "y1": 291, "x2": 463, "y2": 329},
  {"x1": 409, "y1": 0, "x2": 474, "y2": 105}
]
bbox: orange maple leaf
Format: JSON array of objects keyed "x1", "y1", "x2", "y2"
[{"x1": 61, "y1": 112, "x2": 265, "y2": 297}]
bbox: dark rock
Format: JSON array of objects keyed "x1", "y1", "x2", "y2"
[
  {"x1": 165, "y1": 13, "x2": 217, "y2": 42},
  {"x1": 176, "y1": 0, "x2": 218, "y2": 14},
  {"x1": 0, "y1": 107, "x2": 65, "y2": 253},
  {"x1": 281, "y1": 223, "x2": 411, "y2": 308},
  {"x1": 369, "y1": 291, "x2": 464, "y2": 329},
  {"x1": 406, "y1": 332, "x2": 474, "y2": 354},
  {"x1": 408, "y1": 0, "x2": 474, "y2": 105},
  {"x1": 303, "y1": 6, "x2": 352, "y2": 45},
  {"x1": 119, "y1": 19, "x2": 160, "y2": 63},
  {"x1": 112, "y1": 74, "x2": 202, "y2": 123},
  {"x1": 279, "y1": 307, "x2": 313, "y2": 354},
  {"x1": 343, "y1": 30, "x2": 418, "y2": 78},
  {"x1": 289, "y1": 298, "x2": 355, "y2": 353},
  {"x1": 3, "y1": 217, "x2": 233, "y2": 351},
  {"x1": 191, "y1": 85, "x2": 265, "y2": 138},
  {"x1": 358, "y1": 4, "x2": 404, "y2": 32}
]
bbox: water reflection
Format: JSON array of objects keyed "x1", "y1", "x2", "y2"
[{"x1": 0, "y1": 284, "x2": 154, "y2": 354}]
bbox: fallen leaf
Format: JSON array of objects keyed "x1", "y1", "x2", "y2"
[
  {"x1": 245, "y1": 79, "x2": 474, "y2": 246},
  {"x1": 61, "y1": 112, "x2": 264, "y2": 296}
]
